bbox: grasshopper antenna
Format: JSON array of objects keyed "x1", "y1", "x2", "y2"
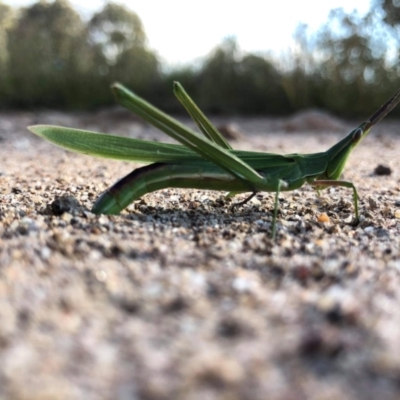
[{"x1": 367, "y1": 87, "x2": 400, "y2": 129}]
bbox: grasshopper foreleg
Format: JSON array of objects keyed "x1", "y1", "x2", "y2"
[
  {"x1": 309, "y1": 179, "x2": 360, "y2": 223},
  {"x1": 271, "y1": 180, "x2": 288, "y2": 240}
]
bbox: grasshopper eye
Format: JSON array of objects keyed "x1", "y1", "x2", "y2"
[{"x1": 352, "y1": 128, "x2": 363, "y2": 143}]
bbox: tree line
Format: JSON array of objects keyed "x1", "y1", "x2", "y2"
[{"x1": 0, "y1": 0, "x2": 399, "y2": 117}]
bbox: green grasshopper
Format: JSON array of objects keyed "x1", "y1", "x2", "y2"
[{"x1": 28, "y1": 83, "x2": 400, "y2": 239}]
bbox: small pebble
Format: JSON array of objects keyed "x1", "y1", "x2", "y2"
[
  {"x1": 317, "y1": 213, "x2": 330, "y2": 223},
  {"x1": 374, "y1": 164, "x2": 392, "y2": 176},
  {"x1": 50, "y1": 195, "x2": 80, "y2": 216},
  {"x1": 216, "y1": 123, "x2": 243, "y2": 140},
  {"x1": 368, "y1": 197, "x2": 379, "y2": 210}
]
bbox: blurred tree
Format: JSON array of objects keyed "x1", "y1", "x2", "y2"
[
  {"x1": 381, "y1": 0, "x2": 400, "y2": 26},
  {"x1": 7, "y1": 0, "x2": 91, "y2": 108},
  {"x1": 377, "y1": 0, "x2": 400, "y2": 79},
  {"x1": 197, "y1": 38, "x2": 289, "y2": 114},
  {"x1": 1, "y1": 0, "x2": 398, "y2": 116},
  {"x1": 197, "y1": 37, "x2": 239, "y2": 113},
  {"x1": 287, "y1": 8, "x2": 399, "y2": 116},
  {"x1": 315, "y1": 9, "x2": 396, "y2": 115},
  {"x1": 87, "y1": 2, "x2": 159, "y2": 103},
  {"x1": 282, "y1": 24, "x2": 321, "y2": 110},
  {"x1": 0, "y1": 2, "x2": 15, "y2": 104},
  {"x1": 235, "y1": 54, "x2": 291, "y2": 114},
  {"x1": 89, "y1": 2, "x2": 146, "y2": 63}
]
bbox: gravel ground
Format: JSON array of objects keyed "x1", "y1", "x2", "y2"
[{"x1": 1, "y1": 111, "x2": 400, "y2": 400}]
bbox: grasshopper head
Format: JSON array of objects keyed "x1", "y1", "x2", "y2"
[{"x1": 350, "y1": 121, "x2": 371, "y2": 147}]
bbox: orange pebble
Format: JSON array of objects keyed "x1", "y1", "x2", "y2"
[{"x1": 318, "y1": 213, "x2": 330, "y2": 223}]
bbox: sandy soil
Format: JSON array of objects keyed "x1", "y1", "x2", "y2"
[{"x1": 1, "y1": 110, "x2": 400, "y2": 400}]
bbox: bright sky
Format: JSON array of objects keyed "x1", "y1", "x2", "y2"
[{"x1": 4, "y1": 0, "x2": 372, "y2": 65}]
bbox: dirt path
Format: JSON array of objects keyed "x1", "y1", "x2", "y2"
[{"x1": 1, "y1": 112, "x2": 400, "y2": 399}]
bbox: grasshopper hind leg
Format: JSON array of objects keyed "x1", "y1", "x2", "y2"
[{"x1": 230, "y1": 192, "x2": 258, "y2": 210}]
